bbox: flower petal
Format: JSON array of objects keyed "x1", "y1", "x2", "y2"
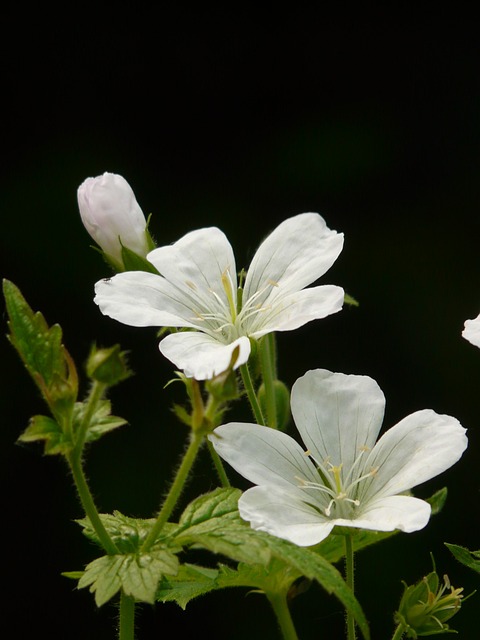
[
  {"x1": 159, "y1": 333, "x2": 251, "y2": 379},
  {"x1": 245, "y1": 285, "x2": 344, "y2": 337},
  {"x1": 290, "y1": 369, "x2": 385, "y2": 471},
  {"x1": 362, "y1": 409, "x2": 468, "y2": 501},
  {"x1": 331, "y1": 495, "x2": 432, "y2": 533},
  {"x1": 239, "y1": 485, "x2": 334, "y2": 546},
  {"x1": 147, "y1": 227, "x2": 237, "y2": 308},
  {"x1": 243, "y1": 213, "x2": 343, "y2": 307},
  {"x1": 209, "y1": 423, "x2": 321, "y2": 490},
  {"x1": 94, "y1": 271, "x2": 201, "y2": 328},
  {"x1": 462, "y1": 313, "x2": 480, "y2": 348}
]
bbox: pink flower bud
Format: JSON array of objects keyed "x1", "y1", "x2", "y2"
[{"x1": 78, "y1": 172, "x2": 150, "y2": 269}]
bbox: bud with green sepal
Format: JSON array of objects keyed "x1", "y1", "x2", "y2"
[
  {"x1": 86, "y1": 344, "x2": 132, "y2": 386},
  {"x1": 77, "y1": 172, "x2": 156, "y2": 272}
]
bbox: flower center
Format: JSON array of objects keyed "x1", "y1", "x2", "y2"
[
  {"x1": 189, "y1": 269, "x2": 279, "y2": 344},
  {"x1": 296, "y1": 449, "x2": 378, "y2": 519}
]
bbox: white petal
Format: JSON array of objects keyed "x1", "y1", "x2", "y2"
[
  {"x1": 462, "y1": 313, "x2": 480, "y2": 348},
  {"x1": 159, "y1": 333, "x2": 251, "y2": 380},
  {"x1": 239, "y1": 486, "x2": 334, "y2": 546},
  {"x1": 209, "y1": 423, "x2": 321, "y2": 490},
  {"x1": 290, "y1": 369, "x2": 385, "y2": 470},
  {"x1": 245, "y1": 285, "x2": 344, "y2": 337},
  {"x1": 363, "y1": 409, "x2": 468, "y2": 501},
  {"x1": 243, "y1": 213, "x2": 343, "y2": 306},
  {"x1": 147, "y1": 227, "x2": 237, "y2": 308},
  {"x1": 331, "y1": 495, "x2": 431, "y2": 533},
  {"x1": 94, "y1": 272, "x2": 201, "y2": 328}
]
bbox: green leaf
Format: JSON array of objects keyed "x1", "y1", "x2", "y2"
[
  {"x1": 77, "y1": 510, "x2": 178, "y2": 554},
  {"x1": 157, "y1": 564, "x2": 221, "y2": 609},
  {"x1": 3, "y1": 279, "x2": 78, "y2": 417},
  {"x1": 17, "y1": 414, "x2": 73, "y2": 455},
  {"x1": 445, "y1": 543, "x2": 480, "y2": 574},
  {"x1": 72, "y1": 400, "x2": 127, "y2": 444},
  {"x1": 174, "y1": 488, "x2": 272, "y2": 565},
  {"x1": 172, "y1": 489, "x2": 369, "y2": 638},
  {"x1": 78, "y1": 548, "x2": 179, "y2": 606}
]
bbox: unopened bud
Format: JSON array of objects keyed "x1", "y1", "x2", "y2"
[
  {"x1": 77, "y1": 172, "x2": 153, "y2": 270},
  {"x1": 86, "y1": 344, "x2": 131, "y2": 386}
]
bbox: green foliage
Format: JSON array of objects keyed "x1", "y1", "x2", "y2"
[
  {"x1": 445, "y1": 543, "x2": 480, "y2": 575},
  {"x1": 4, "y1": 280, "x2": 128, "y2": 454},
  {"x1": 79, "y1": 547, "x2": 179, "y2": 606},
  {"x1": 77, "y1": 511, "x2": 179, "y2": 605},
  {"x1": 165, "y1": 488, "x2": 370, "y2": 639},
  {"x1": 3, "y1": 279, "x2": 78, "y2": 421}
]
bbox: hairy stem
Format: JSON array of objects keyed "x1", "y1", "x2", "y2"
[
  {"x1": 141, "y1": 431, "x2": 204, "y2": 551},
  {"x1": 345, "y1": 533, "x2": 356, "y2": 640},
  {"x1": 260, "y1": 333, "x2": 278, "y2": 428},
  {"x1": 266, "y1": 591, "x2": 299, "y2": 640},
  {"x1": 240, "y1": 362, "x2": 265, "y2": 425},
  {"x1": 118, "y1": 591, "x2": 136, "y2": 640}
]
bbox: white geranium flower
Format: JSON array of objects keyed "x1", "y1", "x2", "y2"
[
  {"x1": 78, "y1": 172, "x2": 150, "y2": 270},
  {"x1": 209, "y1": 369, "x2": 468, "y2": 547},
  {"x1": 462, "y1": 312, "x2": 480, "y2": 348},
  {"x1": 94, "y1": 213, "x2": 344, "y2": 379}
]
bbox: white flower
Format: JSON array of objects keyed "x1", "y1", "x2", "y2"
[
  {"x1": 94, "y1": 213, "x2": 344, "y2": 379},
  {"x1": 462, "y1": 312, "x2": 480, "y2": 348},
  {"x1": 209, "y1": 369, "x2": 468, "y2": 547},
  {"x1": 78, "y1": 172, "x2": 150, "y2": 269}
]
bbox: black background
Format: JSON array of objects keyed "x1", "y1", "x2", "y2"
[{"x1": 1, "y1": 10, "x2": 479, "y2": 638}]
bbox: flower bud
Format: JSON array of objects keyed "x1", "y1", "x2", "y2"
[
  {"x1": 86, "y1": 344, "x2": 131, "y2": 386},
  {"x1": 77, "y1": 172, "x2": 152, "y2": 270}
]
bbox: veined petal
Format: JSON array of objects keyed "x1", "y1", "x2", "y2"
[
  {"x1": 209, "y1": 423, "x2": 321, "y2": 490},
  {"x1": 243, "y1": 213, "x2": 343, "y2": 306},
  {"x1": 291, "y1": 369, "x2": 385, "y2": 471},
  {"x1": 362, "y1": 409, "x2": 468, "y2": 501},
  {"x1": 159, "y1": 333, "x2": 251, "y2": 380},
  {"x1": 245, "y1": 285, "x2": 344, "y2": 337},
  {"x1": 331, "y1": 495, "x2": 431, "y2": 533},
  {"x1": 239, "y1": 485, "x2": 335, "y2": 546},
  {"x1": 147, "y1": 227, "x2": 237, "y2": 308},
  {"x1": 94, "y1": 271, "x2": 202, "y2": 328},
  {"x1": 462, "y1": 313, "x2": 480, "y2": 348}
]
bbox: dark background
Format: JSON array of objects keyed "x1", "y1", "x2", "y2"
[{"x1": 1, "y1": 11, "x2": 479, "y2": 638}]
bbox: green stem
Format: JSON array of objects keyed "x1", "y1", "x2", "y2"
[
  {"x1": 240, "y1": 363, "x2": 265, "y2": 425},
  {"x1": 391, "y1": 625, "x2": 405, "y2": 640},
  {"x1": 345, "y1": 534, "x2": 356, "y2": 640},
  {"x1": 207, "y1": 438, "x2": 231, "y2": 487},
  {"x1": 141, "y1": 431, "x2": 204, "y2": 552},
  {"x1": 75, "y1": 380, "x2": 107, "y2": 453},
  {"x1": 266, "y1": 591, "x2": 299, "y2": 640},
  {"x1": 67, "y1": 452, "x2": 118, "y2": 555},
  {"x1": 118, "y1": 590, "x2": 135, "y2": 640},
  {"x1": 260, "y1": 333, "x2": 278, "y2": 428}
]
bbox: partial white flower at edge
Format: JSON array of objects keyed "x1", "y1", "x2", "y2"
[
  {"x1": 462, "y1": 312, "x2": 480, "y2": 348},
  {"x1": 94, "y1": 213, "x2": 344, "y2": 380},
  {"x1": 209, "y1": 369, "x2": 468, "y2": 547}
]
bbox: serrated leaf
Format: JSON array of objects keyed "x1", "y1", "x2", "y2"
[
  {"x1": 77, "y1": 510, "x2": 178, "y2": 553},
  {"x1": 445, "y1": 543, "x2": 480, "y2": 574},
  {"x1": 174, "y1": 488, "x2": 272, "y2": 565},
  {"x1": 72, "y1": 400, "x2": 127, "y2": 444},
  {"x1": 3, "y1": 279, "x2": 78, "y2": 417},
  {"x1": 17, "y1": 414, "x2": 73, "y2": 455},
  {"x1": 174, "y1": 488, "x2": 369, "y2": 638},
  {"x1": 78, "y1": 548, "x2": 179, "y2": 606},
  {"x1": 157, "y1": 564, "x2": 221, "y2": 609}
]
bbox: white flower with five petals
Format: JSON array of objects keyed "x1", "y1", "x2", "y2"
[
  {"x1": 209, "y1": 369, "x2": 467, "y2": 547},
  {"x1": 94, "y1": 213, "x2": 344, "y2": 379}
]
